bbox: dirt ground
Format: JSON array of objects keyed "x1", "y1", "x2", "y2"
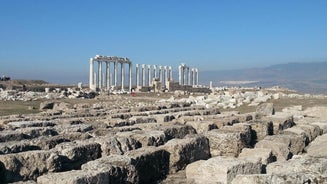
[{"x1": 1, "y1": 92, "x2": 327, "y2": 116}]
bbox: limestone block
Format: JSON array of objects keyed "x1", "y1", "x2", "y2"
[
  {"x1": 267, "y1": 155, "x2": 327, "y2": 175},
  {"x1": 0, "y1": 131, "x2": 27, "y2": 142},
  {"x1": 186, "y1": 120, "x2": 218, "y2": 133},
  {"x1": 239, "y1": 148, "x2": 276, "y2": 166},
  {"x1": 232, "y1": 173, "x2": 327, "y2": 184},
  {"x1": 162, "y1": 135, "x2": 210, "y2": 173},
  {"x1": 55, "y1": 141, "x2": 101, "y2": 170},
  {"x1": 306, "y1": 133, "x2": 327, "y2": 158},
  {"x1": 82, "y1": 155, "x2": 137, "y2": 183},
  {"x1": 0, "y1": 141, "x2": 40, "y2": 154},
  {"x1": 52, "y1": 102, "x2": 73, "y2": 112},
  {"x1": 56, "y1": 124, "x2": 93, "y2": 133},
  {"x1": 296, "y1": 124, "x2": 322, "y2": 142},
  {"x1": 248, "y1": 120, "x2": 273, "y2": 142},
  {"x1": 125, "y1": 147, "x2": 170, "y2": 183},
  {"x1": 162, "y1": 124, "x2": 196, "y2": 140},
  {"x1": 204, "y1": 124, "x2": 252, "y2": 157},
  {"x1": 263, "y1": 113, "x2": 294, "y2": 134},
  {"x1": 94, "y1": 135, "x2": 141, "y2": 156},
  {"x1": 0, "y1": 150, "x2": 62, "y2": 183},
  {"x1": 256, "y1": 103, "x2": 275, "y2": 116},
  {"x1": 211, "y1": 116, "x2": 240, "y2": 128},
  {"x1": 17, "y1": 127, "x2": 58, "y2": 138},
  {"x1": 7, "y1": 121, "x2": 56, "y2": 129},
  {"x1": 255, "y1": 137, "x2": 292, "y2": 161},
  {"x1": 186, "y1": 156, "x2": 261, "y2": 184},
  {"x1": 37, "y1": 170, "x2": 109, "y2": 184},
  {"x1": 39, "y1": 101, "x2": 54, "y2": 110},
  {"x1": 312, "y1": 121, "x2": 327, "y2": 134},
  {"x1": 117, "y1": 130, "x2": 166, "y2": 147}
]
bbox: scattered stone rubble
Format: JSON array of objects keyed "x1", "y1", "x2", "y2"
[
  {"x1": 0, "y1": 88, "x2": 97, "y2": 101},
  {"x1": 0, "y1": 88, "x2": 327, "y2": 183}
]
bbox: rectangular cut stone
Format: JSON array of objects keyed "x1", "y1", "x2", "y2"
[
  {"x1": 125, "y1": 147, "x2": 170, "y2": 183},
  {"x1": 162, "y1": 134, "x2": 210, "y2": 173},
  {"x1": 55, "y1": 141, "x2": 101, "y2": 170},
  {"x1": 186, "y1": 121, "x2": 218, "y2": 133},
  {"x1": 0, "y1": 150, "x2": 61, "y2": 183},
  {"x1": 37, "y1": 170, "x2": 109, "y2": 184},
  {"x1": 186, "y1": 156, "x2": 261, "y2": 184},
  {"x1": 204, "y1": 124, "x2": 253, "y2": 157}
]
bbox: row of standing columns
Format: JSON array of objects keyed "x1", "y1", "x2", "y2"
[
  {"x1": 135, "y1": 64, "x2": 173, "y2": 87},
  {"x1": 89, "y1": 55, "x2": 132, "y2": 92},
  {"x1": 178, "y1": 64, "x2": 199, "y2": 86}
]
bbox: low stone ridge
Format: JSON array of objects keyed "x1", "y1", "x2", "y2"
[{"x1": 0, "y1": 87, "x2": 326, "y2": 183}]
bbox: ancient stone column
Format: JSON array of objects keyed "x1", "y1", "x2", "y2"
[
  {"x1": 114, "y1": 61, "x2": 118, "y2": 87},
  {"x1": 196, "y1": 68, "x2": 199, "y2": 86},
  {"x1": 121, "y1": 62, "x2": 124, "y2": 91},
  {"x1": 106, "y1": 61, "x2": 110, "y2": 91},
  {"x1": 187, "y1": 67, "x2": 191, "y2": 85},
  {"x1": 98, "y1": 61, "x2": 102, "y2": 90},
  {"x1": 142, "y1": 64, "x2": 146, "y2": 87},
  {"x1": 89, "y1": 58, "x2": 95, "y2": 90},
  {"x1": 169, "y1": 66, "x2": 173, "y2": 81},
  {"x1": 178, "y1": 65, "x2": 182, "y2": 85},
  {"x1": 164, "y1": 66, "x2": 168, "y2": 84},
  {"x1": 153, "y1": 65, "x2": 157, "y2": 79},
  {"x1": 129, "y1": 63, "x2": 132, "y2": 92},
  {"x1": 159, "y1": 66, "x2": 163, "y2": 84},
  {"x1": 147, "y1": 65, "x2": 151, "y2": 86},
  {"x1": 136, "y1": 64, "x2": 140, "y2": 87},
  {"x1": 192, "y1": 68, "x2": 195, "y2": 86}
]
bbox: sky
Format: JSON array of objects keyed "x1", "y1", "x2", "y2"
[{"x1": 0, "y1": 0, "x2": 327, "y2": 84}]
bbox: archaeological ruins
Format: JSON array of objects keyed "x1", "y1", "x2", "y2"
[{"x1": 0, "y1": 56, "x2": 326, "y2": 183}]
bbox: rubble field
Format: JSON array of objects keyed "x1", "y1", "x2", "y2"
[{"x1": 0, "y1": 87, "x2": 327, "y2": 184}]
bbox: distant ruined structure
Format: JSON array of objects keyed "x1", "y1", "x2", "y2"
[
  {"x1": 89, "y1": 55, "x2": 132, "y2": 91},
  {"x1": 89, "y1": 55, "x2": 200, "y2": 92}
]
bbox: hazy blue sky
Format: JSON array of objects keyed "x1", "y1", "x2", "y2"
[{"x1": 0, "y1": 0, "x2": 326, "y2": 83}]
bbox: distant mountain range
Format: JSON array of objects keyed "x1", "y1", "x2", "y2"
[{"x1": 200, "y1": 62, "x2": 327, "y2": 94}]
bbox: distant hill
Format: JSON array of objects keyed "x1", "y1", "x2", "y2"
[{"x1": 200, "y1": 61, "x2": 327, "y2": 94}]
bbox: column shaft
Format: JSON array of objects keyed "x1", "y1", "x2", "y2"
[
  {"x1": 89, "y1": 58, "x2": 94, "y2": 90},
  {"x1": 136, "y1": 64, "x2": 140, "y2": 87},
  {"x1": 114, "y1": 61, "x2": 118, "y2": 87},
  {"x1": 98, "y1": 61, "x2": 102, "y2": 89},
  {"x1": 129, "y1": 63, "x2": 132, "y2": 92},
  {"x1": 121, "y1": 62, "x2": 124, "y2": 90}
]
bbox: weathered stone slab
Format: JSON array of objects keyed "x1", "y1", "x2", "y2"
[
  {"x1": 255, "y1": 135, "x2": 293, "y2": 161},
  {"x1": 204, "y1": 123, "x2": 253, "y2": 157},
  {"x1": 0, "y1": 141, "x2": 40, "y2": 154},
  {"x1": 0, "y1": 131, "x2": 27, "y2": 142},
  {"x1": 55, "y1": 141, "x2": 101, "y2": 170},
  {"x1": 37, "y1": 169, "x2": 108, "y2": 184},
  {"x1": 185, "y1": 121, "x2": 218, "y2": 134},
  {"x1": 94, "y1": 135, "x2": 141, "y2": 156},
  {"x1": 267, "y1": 155, "x2": 327, "y2": 175},
  {"x1": 116, "y1": 130, "x2": 166, "y2": 147},
  {"x1": 162, "y1": 124, "x2": 196, "y2": 140},
  {"x1": 186, "y1": 156, "x2": 261, "y2": 184},
  {"x1": 7, "y1": 121, "x2": 56, "y2": 129},
  {"x1": 239, "y1": 148, "x2": 276, "y2": 166},
  {"x1": 248, "y1": 120, "x2": 273, "y2": 142},
  {"x1": 18, "y1": 127, "x2": 58, "y2": 139},
  {"x1": 231, "y1": 173, "x2": 327, "y2": 184},
  {"x1": 125, "y1": 147, "x2": 170, "y2": 183},
  {"x1": 162, "y1": 135, "x2": 210, "y2": 173},
  {"x1": 82, "y1": 155, "x2": 137, "y2": 183},
  {"x1": 306, "y1": 133, "x2": 327, "y2": 158},
  {"x1": 0, "y1": 150, "x2": 62, "y2": 183},
  {"x1": 263, "y1": 113, "x2": 294, "y2": 134},
  {"x1": 256, "y1": 103, "x2": 275, "y2": 117}
]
